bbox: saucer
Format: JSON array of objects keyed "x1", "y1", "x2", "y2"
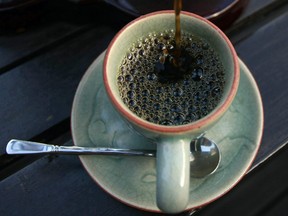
[{"x1": 71, "y1": 51, "x2": 263, "y2": 212}]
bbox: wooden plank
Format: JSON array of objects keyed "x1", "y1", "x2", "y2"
[
  {"x1": 0, "y1": 22, "x2": 90, "y2": 72},
  {"x1": 0, "y1": 0, "x2": 90, "y2": 71},
  {"x1": 0, "y1": 0, "x2": 131, "y2": 73},
  {"x1": 0, "y1": 128, "x2": 72, "y2": 181},
  {"x1": 0, "y1": 26, "x2": 117, "y2": 154},
  {"x1": 236, "y1": 0, "x2": 279, "y2": 22},
  {"x1": 0, "y1": 153, "x2": 161, "y2": 216},
  {"x1": 234, "y1": 9, "x2": 288, "y2": 164},
  {"x1": 226, "y1": 0, "x2": 288, "y2": 44}
]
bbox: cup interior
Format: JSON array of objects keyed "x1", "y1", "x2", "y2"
[{"x1": 104, "y1": 11, "x2": 239, "y2": 133}]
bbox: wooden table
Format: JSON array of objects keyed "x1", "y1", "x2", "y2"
[{"x1": 0, "y1": 0, "x2": 287, "y2": 215}]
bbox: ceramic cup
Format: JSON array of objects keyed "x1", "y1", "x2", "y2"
[{"x1": 103, "y1": 11, "x2": 239, "y2": 214}]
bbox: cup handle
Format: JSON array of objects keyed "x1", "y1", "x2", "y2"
[{"x1": 156, "y1": 138, "x2": 190, "y2": 213}]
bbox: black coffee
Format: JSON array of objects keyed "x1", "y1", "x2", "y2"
[{"x1": 117, "y1": 30, "x2": 225, "y2": 125}]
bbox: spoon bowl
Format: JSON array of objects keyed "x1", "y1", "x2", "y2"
[{"x1": 190, "y1": 136, "x2": 220, "y2": 178}]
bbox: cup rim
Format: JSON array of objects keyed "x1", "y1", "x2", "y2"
[{"x1": 103, "y1": 10, "x2": 240, "y2": 134}]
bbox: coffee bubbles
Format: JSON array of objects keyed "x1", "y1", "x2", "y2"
[{"x1": 117, "y1": 30, "x2": 225, "y2": 125}]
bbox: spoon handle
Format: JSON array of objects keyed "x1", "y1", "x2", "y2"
[{"x1": 6, "y1": 139, "x2": 156, "y2": 157}]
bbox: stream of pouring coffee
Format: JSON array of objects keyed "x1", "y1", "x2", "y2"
[{"x1": 174, "y1": 0, "x2": 182, "y2": 66}]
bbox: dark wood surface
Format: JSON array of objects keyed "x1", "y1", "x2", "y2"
[{"x1": 0, "y1": 0, "x2": 287, "y2": 215}]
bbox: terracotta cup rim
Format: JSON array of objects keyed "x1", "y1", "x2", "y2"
[{"x1": 103, "y1": 10, "x2": 240, "y2": 134}]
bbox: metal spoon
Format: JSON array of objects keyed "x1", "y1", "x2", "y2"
[
  {"x1": 189, "y1": 135, "x2": 221, "y2": 177},
  {"x1": 6, "y1": 136, "x2": 220, "y2": 178}
]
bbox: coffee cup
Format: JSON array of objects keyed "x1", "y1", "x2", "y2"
[{"x1": 103, "y1": 11, "x2": 239, "y2": 213}]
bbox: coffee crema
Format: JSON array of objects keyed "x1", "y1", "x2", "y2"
[{"x1": 117, "y1": 30, "x2": 225, "y2": 126}]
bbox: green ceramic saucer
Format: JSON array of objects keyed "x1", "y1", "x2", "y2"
[{"x1": 71, "y1": 51, "x2": 263, "y2": 212}]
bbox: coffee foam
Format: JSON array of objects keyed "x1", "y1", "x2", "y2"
[{"x1": 117, "y1": 30, "x2": 225, "y2": 125}]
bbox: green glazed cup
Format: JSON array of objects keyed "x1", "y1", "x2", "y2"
[{"x1": 103, "y1": 11, "x2": 239, "y2": 214}]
